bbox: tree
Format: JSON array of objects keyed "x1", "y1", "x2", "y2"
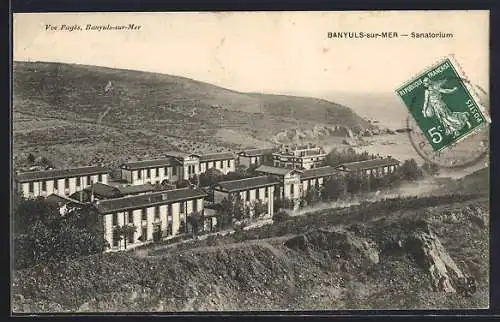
[
  {"x1": 304, "y1": 186, "x2": 321, "y2": 206},
  {"x1": 421, "y1": 161, "x2": 440, "y2": 176},
  {"x1": 274, "y1": 197, "x2": 294, "y2": 212},
  {"x1": 346, "y1": 172, "x2": 363, "y2": 194},
  {"x1": 215, "y1": 197, "x2": 233, "y2": 230},
  {"x1": 232, "y1": 194, "x2": 246, "y2": 221},
  {"x1": 112, "y1": 224, "x2": 137, "y2": 249},
  {"x1": 187, "y1": 211, "x2": 205, "y2": 235},
  {"x1": 176, "y1": 179, "x2": 190, "y2": 188},
  {"x1": 323, "y1": 175, "x2": 346, "y2": 201},
  {"x1": 26, "y1": 153, "x2": 35, "y2": 163},
  {"x1": 397, "y1": 159, "x2": 423, "y2": 181},
  {"x1": 13, "y1": 196, "x2": 107, "y2": 270},
  {"x1": 251, "y1": 200, "x2": 268, "y2": 218}
]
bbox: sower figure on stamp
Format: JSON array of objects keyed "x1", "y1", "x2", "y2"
[{"x1": 421, "y1": 77, "x2": 471, "y2": 138}]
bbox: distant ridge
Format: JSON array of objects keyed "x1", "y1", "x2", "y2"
[{"x1": 12, "y1": 60, "x2": 371, "y2": 169}]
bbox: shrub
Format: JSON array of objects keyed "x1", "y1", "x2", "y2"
[{"x1": 272, "y1": 210, "x2": 291, "y2": 223}]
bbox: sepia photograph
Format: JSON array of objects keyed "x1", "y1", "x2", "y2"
[{"x1": 11, "y1": 11, "x2": 490, "y2": 312}]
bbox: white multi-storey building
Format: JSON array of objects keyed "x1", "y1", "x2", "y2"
[
  {"x1": 198, "y1": 152, "x2": 236, "y2": 175},
  {"x1": 95, "y1": 186, "x2": 207, "y2": 251},
  {"x1": 212, "y1": 176, "x2": 278, "y2": 218},
  {"x1": 255, "y1": 165, "x2": 339, "y2": 202},
  {"x1": 15, "y1": 166, "x2": 110, "y2": 199},
  {"x1": 335, "y1": 157, "x2": 401, "y2": 177},
  {"x1": 272, "y1": 144, "x2": 327, "y2": 170},
  {"x1": 237, "y1": 148, "x2": 276, "y2": 168},
  {"x1": 120, "y1": 158, "x2": 180, "y2": 185}
]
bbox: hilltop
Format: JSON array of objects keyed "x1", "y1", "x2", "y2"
[{"x1": 13, "y1": 61, "x2": 370, "y2": 169}]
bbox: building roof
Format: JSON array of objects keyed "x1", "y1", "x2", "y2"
[
  {"x1": 336, "y1": 157, "x2": 401, "y2": 172},
  {"x1": 165, "y1": 151, "x2": 200, "y2": 159},
  {"x1": 215, "y1": 176, "x2": 279, "y2": 192},
  {"x1": 116, "y1": 183, "x2": 156, "y2": 195},
  {"x1": 16, "y1": 166, "x2": 109, "y2": 183},
  {"x1": 95, "y1": 187, "x2": 207, "y2": 214},
  {"x1": 238, "y1": 148, "x2": 276, "y2": 157},
  {"x1": 45, "y1": 194, "x2": 85, "y2": 206},
  {"x1": 301, "y1": 166, "x2": 339, "y2": 180},
  {"x1": 199, "y1": 152, "x2": 235, "y2": 162},
  {"x1": 84, "y1": 182, "x2": 121, "y2": 198},
  {"x1": 121, "y1": 158, "x2": 178, "y2": 170},
  {"x1": 255, "y1": 165, "x2": 302, "y2": 176}
]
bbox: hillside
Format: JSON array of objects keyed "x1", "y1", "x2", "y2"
[
  {"x1": 11, "y1": 195, "x2": 488, "y2": 312},
  {"x1": 13, "y1": 61, "x2": 370, "y2": 169},
  {"x1": 436, "y1": 167, "x2": 490, "y2": 196}
]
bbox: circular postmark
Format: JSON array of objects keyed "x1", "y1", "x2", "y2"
[{"x1": 407, "y1": 77, "x2": 490, "y2": 169}]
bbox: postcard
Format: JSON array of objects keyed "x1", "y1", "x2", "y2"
[{"x1": 12, "y1": 11, "x2": 490, "y2": 312}]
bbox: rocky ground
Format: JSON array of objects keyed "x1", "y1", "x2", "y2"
[{"x1": 11, "y1": 194, "x2": 489, "y2": 312}]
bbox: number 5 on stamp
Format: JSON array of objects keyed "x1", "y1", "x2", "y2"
[{"x1": 396, "y1": 56, "x2": 490, "y2": 152}]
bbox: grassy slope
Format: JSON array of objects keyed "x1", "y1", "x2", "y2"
[
  {"x1": 12, "y1": 194, "x2": 489, "y2": 312},
  {"x1": 13, "y1": 61, "x2": 369, "y2": 168}
]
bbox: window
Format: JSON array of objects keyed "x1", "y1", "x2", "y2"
[
  {"x1": 128, "y1": 211, "x2": 134, "y2": 224},
  {"x1": 154, "y1": 168, "x2": 158, "y2": 177},
  {"x1": 98, "y1": 174, "x2": 103, "y2": 182},
  {"x1": 167, "y1": 204, "x2": 172, "y2": 218},
  {"x1": 29, "y1": 182, "x2": 34, "y2": 193},
  {"x1": 219, "y1": 160, "x2": 223, "y2": 168},
  {"x1": 164, "y1": 166, "x2": 169, "y2": 175},
  {"x1": 265, "y1": 187, "x2": 269, "y2": 198},
  {"x1": 290, "y1": 184, "x2": 294, "y2": 195},
  {"x1": 167, "y1": 221, "x2": 173, "y2": 235},
  {"x1": 141, "y1": 208, "x2": 147, "y2": 221},
  {"x1": 155, "y1": 206, "x2": 160, "y2": 219},
  {"x1": 193, "y1": 199, "x2": 197, "y2": 212},
  {"x1": 307, "y1": 180, "x2": 311, "y2": 189},
  {"x1": 137, "y1": 171, "x2": 142, "y2": 179},
  {"x1": 180, "y1": 201, "x2": 185, "y2": 213},
  {"x1": 256, "y1": 188, "x2": 260, "y2": 200},
  {"x1": 199, "y1": 164, "x2": 202, "y2": 172},
  {"x1": 172, "y1": 167, "x2": 177, "y2": 175},
  {"x1": 64, "y1": 178, "x2": 69, "y2": 189},
  {"x1": 42, "y1": 181, "x2": 47, "y2": 191},
  {"x1": 227, "y1": 160, "x2": 231, "y2": 167},
  {"x1": 76, "y1": 177, "x2": 81, "y2": 187},
  {"x1": 146, "y1": 169, "x2": 150, "y2": 178},
  {"x1": 246, "y1": 190, "x2": 250, "y2": 200},
  {"x1": 112, "y1": 213, "x2": 118, "y2": 226},
  {"x1": 87, "y1": 175, "x2": 91, "y2": 185}
]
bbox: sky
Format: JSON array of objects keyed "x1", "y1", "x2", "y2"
[{"x1": 13, "y1": 11, "x2": 489, "y2": 97}]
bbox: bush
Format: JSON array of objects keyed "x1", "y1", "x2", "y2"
[
  {"x1": 272, "y1": 210, "x2": 291, "y2": 223},
  {"x1": 13, "y1": 198, "x2": 106, "y2": 270}
]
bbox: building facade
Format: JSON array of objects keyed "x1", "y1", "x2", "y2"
[
  {"x1": 198, "y1": 152, "x2": 236, "y2": 175},
  {"x1": 256, "y1": 165, "x2": 340, "y2": 203},
  {"x1": 335, "y1": 157, "x2": 401, "y2": 177},
  {"x1": 213, "y1": 176, "x2": 278, "y2": 218},
  {"x1": 120, "y1": 158, "x2": 180, "y2": 185},
  {"x1": 272, "y1": 144, "x2": 327, "y2": 170},
  {"x1": 237, "y1": 148, "x2": 276, "y2": 168},
  {"x1": 95, "y1": 187, "x2": 207, "y2": 251},
  {"x1": 299, "y1": 166, "x2": 340, "y2": 195},
  {"x1": 255, "y1": 165, "x2": 303, "y2": 202},
  {"x1": 16, "y1": 166, "x2": 110, "y2": 199}
]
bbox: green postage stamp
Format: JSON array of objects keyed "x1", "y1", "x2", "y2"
[{"x1": 396, "y1": 56, "x2": 491, "y2": 152}]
